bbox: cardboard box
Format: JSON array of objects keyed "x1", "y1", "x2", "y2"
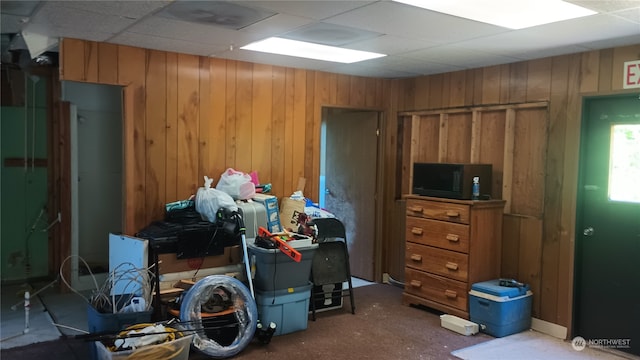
[
  {"x1": 279, "y1": 197, "x2": 305, "y2": 230},
  {"x1": 157, "y1": 245, "x2": 242, "y2": 275}
]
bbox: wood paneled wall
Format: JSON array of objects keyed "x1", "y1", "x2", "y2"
[
  {"x1": 59, "y1": 38, "x2": 389, "y2": 235},
  {"x1": 388, "y1": 45, "x2": 640, "y2": 331},
  {"x1": 398, "y1": 103, "x2": 549, "y2": 319},
  {"x1": 58, "y1": 37, "x2": 639, "y2": 331}
]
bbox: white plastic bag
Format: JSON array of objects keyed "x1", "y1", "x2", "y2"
[
  {"x1": 195, "y1": 176, "x2": 237, "y2": 222},
  {"x1": 215, "y1": 168, "x2": 256, "y2": 200}
]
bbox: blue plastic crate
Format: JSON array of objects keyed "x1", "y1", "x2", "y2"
[
  {"x1": 469, "y1": 279, "x2": 532, "y2": 337},
  {"x1": 255, "y1": 283, "x2": 312, "y2": 336}
]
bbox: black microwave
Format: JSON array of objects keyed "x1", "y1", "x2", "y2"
[{"x1": 412, "y1": 163, "x2": 492, "y2": 200}]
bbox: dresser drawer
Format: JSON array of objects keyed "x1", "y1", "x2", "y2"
[
  {"x1": 404, "y1": 268, "x2": 467, "y2": 311},
  {"x1": 406, "y1": 199, "x2": 470, "y2": 224},
  {"x1": 406, "y1": 217, "x2": 469, "y2": 253},
  {"x1": 405, "y1": 243, "x2": 469, "y2": 282}
]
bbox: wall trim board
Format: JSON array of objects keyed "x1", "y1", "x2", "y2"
[{"x1": 398, "y1": 101, "x2": 549, "y2": 116}]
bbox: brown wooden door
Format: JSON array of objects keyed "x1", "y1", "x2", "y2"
[{"x1": 322, "y1": 108, "x2": 378, "y2": 281}]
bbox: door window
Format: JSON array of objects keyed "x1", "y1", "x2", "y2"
[{"x1": 609, "y1": 124, "x2": 640, "y2": 203}]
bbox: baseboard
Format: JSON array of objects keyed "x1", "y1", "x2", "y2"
[{"x1": 531, "y1": 317, "x2": 567, "y2": 340}]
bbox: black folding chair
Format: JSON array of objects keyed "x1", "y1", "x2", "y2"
[{"x1": 309, "y1": 217, "x2": 355, "y2": 320}]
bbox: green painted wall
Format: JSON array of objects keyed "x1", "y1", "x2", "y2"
[{"x1": 1, "y1": 77, "x2": 49, "y2": 282}]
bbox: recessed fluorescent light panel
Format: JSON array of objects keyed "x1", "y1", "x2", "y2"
[
  {"x1": 240, "y1": 37, "x2": 386, "y2": 63},
  {"x1": 393, "y1": 0, "x2": 597, "y2": 29}
]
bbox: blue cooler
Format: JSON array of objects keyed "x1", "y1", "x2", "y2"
[{"x1": 469, "y1": 279, "x2": 532, "y2": 337}]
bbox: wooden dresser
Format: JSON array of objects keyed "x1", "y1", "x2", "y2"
[{"x1": 402, "y1": 195, "x2": 505, "y2": 319}]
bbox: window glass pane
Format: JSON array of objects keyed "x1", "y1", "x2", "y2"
[{"x1": 609, "y1": 124, "x2": 640, "y2": 203}]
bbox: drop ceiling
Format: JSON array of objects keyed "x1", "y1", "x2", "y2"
[{"x1": 1, "y1": 0, "x2": 639, "y2": 78}]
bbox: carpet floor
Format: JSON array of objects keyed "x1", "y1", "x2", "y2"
[{"x1": 1, "y1": 283, "x2": 495, "y2": 359}]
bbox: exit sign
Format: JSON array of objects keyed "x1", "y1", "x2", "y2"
[{"x1": 623, "y1": 60, "x2": 640, "y2": 89}]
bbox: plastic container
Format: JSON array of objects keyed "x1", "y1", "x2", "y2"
[
  {"x1": 87, "y1": 301, "x2": 154, "y2": 359},
  {"x1": 469, "y1": 279, "x2": 532, "y2": 337},
  {"x1": 94, "y1": 334, "x2": 193, "y2": 360},
  {"x1": 248, "y1": 242, "x2": 318, "y2": 291},
  {"x1": 440, "y1": 314, "x2": 479, "y2": 336},
  {"x1": 87, "y1": 302, "x2": 153, "y2": 334},
  {"x1": 255, "y1": 283, "x2": 312, "y2": 336}
]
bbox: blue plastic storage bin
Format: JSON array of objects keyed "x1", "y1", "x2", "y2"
[
  {"x1": 255, "y1": 283, "x2": 312, "y2": 336},
  {"x1": 469, "y1": 279, "x2": 532, "y2": 337},
  {"x1": 87, "y1": 302, "x2": 153, "y2": 360}
]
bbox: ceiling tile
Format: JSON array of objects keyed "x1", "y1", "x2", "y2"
[
  {"x1": 566, "y1": 0, "x2": 640, "y2": 13},
  {"x1": 346, "y1": 34, "x2": 438, "y2": 55},
  {"x1": 240, "y1": 1, "x2": 376, "y2": 21},
  {"x1": 110, "y1": 32, "x2": 224, "y2": 56},
  {"x1": 281, "y1": 22, "x2": 382, "y2": 46},
  {"x1": 51, "y1": 1, "x2": 171, "y2": 19},
  {"x1": 126, "y1": 16, "x2": 262, "y2": 47},
  {"x1": 401, "y1": 45, "x2": 522, "y2": 68},
  {"x1": 29, "y1": 3, "x2": 139, "y2": 40},
  {"x1": 324, "y1": 1, "x2": 509, "y2": 43},
  {"x1": 239, "y1": 13, "x2": 315, "y2": 38},
  {"x1": 156, "y1": 1, "x2": 276, "y2": 30}
]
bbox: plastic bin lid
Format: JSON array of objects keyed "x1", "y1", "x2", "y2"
[{"x1": 471, "y1": 279, "x2": 530, "y2": 298}]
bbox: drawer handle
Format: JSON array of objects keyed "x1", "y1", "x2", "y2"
[
  {"x1": 446, "y1": 210, "x2": 460, "y2": 217},
  {"x1": 409, "y1": 205, "x2": 424, "y2": 213},
  {"x1": 446, "y1": 234, "x2": 459, "y2": 242},
  {"x1": 411, "y1": 227, "x2": 424, "y2": 235},
  {"x1": 445, "y1": 262, "x2": 459, "y2": 271},
  {"x1": 410, "y1": 254, "x2": 422, "y2": 262},
  {"x1": 444, "y1": 290, "x2": 457, "y2": 299},
  {"x1": 410, "y1": 280, "x2": 422, "y2": 288}
]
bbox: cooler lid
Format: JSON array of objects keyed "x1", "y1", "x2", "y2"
[{"x1": 471, "y1": 279, "x2": 530, "y2": 298}]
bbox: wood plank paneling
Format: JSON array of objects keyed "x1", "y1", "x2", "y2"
[
  {"x1": 57, "y1": 38, "x2": 640, "y2": 333},
  {"x1": 251, "y1": 63, "x2": 273, "y2": 185},
  {"x1": 598, "y1": 48, "x2": 614, "y2": 92},
  {"x1": 225, "y1": 61, "x2": 237, "y2": 170},
  {"x1": 445, "y1": 112, "x2": 472, "y2": 163},
  {"x1": 518, "y1": 216, "x2": 543, "y2": 317},
  {"x1": 235, "y1": 62, "x2": 253, "y2": 172},
  {"x1": 579, "y1": 50, "x2": 600, "y2": 93},
  {"x1": 176, "y1": 53, "x2": 200, "y2": 199},
  {"x1": 118, "y1": 45, "x2": 146, "y2": 235},
  {"x1": 85, "y1": 41, "x2": 98, "y2": 83},
  {"x1": 511, "y1": 108, "x2": 547, "y2": 217},
  {"x1": 271, "y1": 66, "x2": 286, "y2": 197},
  {"x1": 98, "y1": 43, "x2": 118, "y2": 85},
  {"x1": 449, "y1": 70, "x2": 466, "y2": 107},
  {"x1": 540, "y1": 54, "x2": 570, "y2": 322},
  {"x1": 209, "y1": 58, "x2": 227, "y2": 181},
  {"x1": 526, "y1": 58, "x2": 552, "y2": 102},
  {"x1": 60, "y1": 38, "x2": 85, "y2": 81},
  {"x1": 165, "y1": 52, "x2": 178, "y2": 202},
  {"x1": 198, "y1": 57, "x2": 211, "y2": 186},
  {"x1": 478, "y1": 111, "x2": 506, "y2": 198},
  {"x1": 145, "y1": 50, "x2": 167, "y2": 223},
  {"x1": 482, "y1": 65, "x2": 501, "y2": 104}
]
